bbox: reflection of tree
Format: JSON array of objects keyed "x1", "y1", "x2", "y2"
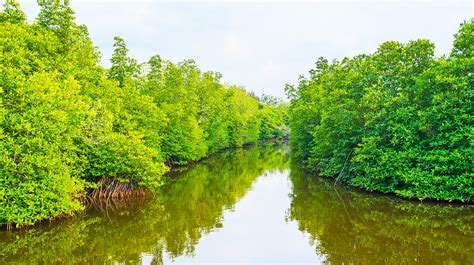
[
  {"x1": 288, "y1": 162, "x2": 474, "y2": 264},
  {"x1": 0, "y1": 143, "x2": 289, "y2": 264}
]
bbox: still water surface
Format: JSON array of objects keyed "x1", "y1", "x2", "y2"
[{"x1": 1, "y1": 143, "x2": 473, "y2": 264}]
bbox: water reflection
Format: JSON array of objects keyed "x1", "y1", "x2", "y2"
[
  {"x1": 0, "y1": 143, "x2": 290, "y2": 264},
  {"x1": 1, "y1": 144, "x2": 472, "y2": 264},
  {"x1": 288, "y1": 162, "x2": 474, "y2": 264}
]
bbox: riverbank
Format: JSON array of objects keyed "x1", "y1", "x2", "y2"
[{"x1": 2, "y1": 141, "x2": 289, "y2": 230}]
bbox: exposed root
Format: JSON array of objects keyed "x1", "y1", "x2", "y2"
[{"x1": 87, "y1": 178, "x2": 150, "y2": 201}]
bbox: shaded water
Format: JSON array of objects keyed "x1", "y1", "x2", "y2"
[{"x1": 1, "y1": 143, "x2": 473, "y2": 264}]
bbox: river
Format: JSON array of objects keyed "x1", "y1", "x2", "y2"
[{"x1": 1, "y1": 143, "x2": 472, "y2": 264}]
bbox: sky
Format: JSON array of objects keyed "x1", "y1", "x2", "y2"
[{"x1": 16, "y1": 0, "x2": 474, "y2": 99}]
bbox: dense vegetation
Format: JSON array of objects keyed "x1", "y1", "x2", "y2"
[
  {"x1": 0, "y1": 0, "x2": 288, "y2": 227},
  {"x1": 286, "y1": 19, "x2": 473, "y2": 201}
]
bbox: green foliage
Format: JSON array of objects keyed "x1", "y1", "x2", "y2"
[
  {"x1": 0, "y1": 14, "x2": 93, "y2": 225},
  {"x1": 143, "y1": 59, "x2": 207, "y2": 163},
  {"x1": 258, "y1": 95, "x2": 289, "y2": 139},
  {"x1": 108, "y1": 36, "x2": 140, "y2": 87},
  {"x1": 0, "y1": 73, "x2": 87, "y2": 226},
  {"x1": 37, "y1": 0, "x2": 74, "y2": 31},
  {"x1": 0, "y1": 0, "x2": 26, "y2": 24},
  {"x1": 287, "y1": 19, "x2": 473, "y2": 201},
  {"x1": 142, "y1": 57, "x2": 287, "y2": 164},
  {"x1": 452, "y1": 19, "x2": 474, "y2": 58},
  {"x1": 0, "y1": 2, "x2": 287, "y2": 226}
]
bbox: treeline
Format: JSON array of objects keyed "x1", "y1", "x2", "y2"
[
  {"x1": 0, "y1": 0, "x2": 288, "y2": 227},
  {"x1": 286, "y1": 19, "x2": 473, "y2": 201}
]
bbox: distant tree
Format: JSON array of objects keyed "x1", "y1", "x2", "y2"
[
  {"x1": 451, "y1": 18, "x2": 473, "y2": 58},
  {"x1": 0, "y1": 0, "x2": 26, "y2": 24},
  {"x1": 37, "y1": 0, "x2": 74, "y2": 31},
  {"x1": 108, "y1": 36, "x2": 140, "y2": 87},
  {"x1": 259, "y1": 94, "x2": 282, "y2": 106}
]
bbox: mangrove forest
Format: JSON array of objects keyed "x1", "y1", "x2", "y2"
[{"x1": 0, "y1": 1, "x2": 473, "y2": 264}]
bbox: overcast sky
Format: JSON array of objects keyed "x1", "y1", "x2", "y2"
[{"x1": 17, "y1": 0, "x2": 473, "y2": 99}]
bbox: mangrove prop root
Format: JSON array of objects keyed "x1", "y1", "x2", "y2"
[{"x1": 86, "y1": 178, "x2": 150, "y2": 203}]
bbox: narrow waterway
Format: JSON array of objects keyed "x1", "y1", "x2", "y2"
[{"x1": 1, "y1": 143, "x2": 472, "y2": 264}]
